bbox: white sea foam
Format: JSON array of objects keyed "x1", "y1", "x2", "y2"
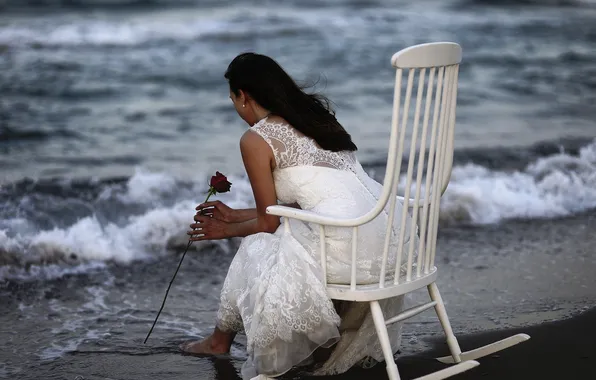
[
  {"x1": 440, "y1": 140, "x2": 596, "y2": 224},
  {"x1": 38, "y1": 285, "x2": 112, "y2": 361},
  {"x1": 0, "y1": 169, "x2": 255, "y2": 278}
]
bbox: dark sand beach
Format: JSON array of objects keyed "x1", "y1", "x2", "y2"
[{"x1": 363, "y1": 307, "x2": 596, "y2": 380}]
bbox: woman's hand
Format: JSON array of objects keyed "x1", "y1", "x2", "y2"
[
  {"x1": 188, "y1": 214, "x2": 230, "y2": 241},
  {"x1": 196, "y1": 200, "x2": 235, "y2": 223}
]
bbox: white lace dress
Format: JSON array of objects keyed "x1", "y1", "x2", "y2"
[{"x1": 216, "y1": 118, "x2": 418, "y2": 379}]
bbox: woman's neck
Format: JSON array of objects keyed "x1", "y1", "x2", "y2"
[
  {"x1": 254, "y1": 110, "x2": 272, "y2": 122},
  {"x1": 250, "y1": 110, "x2": 272, "y2": 126}
]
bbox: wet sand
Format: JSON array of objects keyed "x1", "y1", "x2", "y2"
[{"x1": 12, "y1": 209, "x2": 594, "y2": 380}]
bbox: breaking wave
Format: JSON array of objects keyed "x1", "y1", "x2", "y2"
[{"x1": 1, "y1": 138, "x2": 595, "y2": 280}]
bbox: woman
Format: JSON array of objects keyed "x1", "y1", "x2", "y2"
[{"x1": 181, "y1": 53, "x2": 417, "y2": 379}]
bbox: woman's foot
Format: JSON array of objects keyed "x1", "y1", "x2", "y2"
[{"x1": 180, "y1": 335, "x2": 230, "y2": 355}]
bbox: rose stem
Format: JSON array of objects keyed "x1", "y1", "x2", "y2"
[{"x1": 144, "y1": 188, "x2": 215, "y2": 344}]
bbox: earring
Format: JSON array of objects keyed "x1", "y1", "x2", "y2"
[{"x1": 242, "y1": 104, "x2": 246, "y2": 108}]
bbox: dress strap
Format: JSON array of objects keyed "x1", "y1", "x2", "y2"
[{"x1": 250, "y1": 120, "x2": 294, "y2": 168}]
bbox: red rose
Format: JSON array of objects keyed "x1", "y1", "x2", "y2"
[{"x1": 209, "y1": 171, "x2": 232, "y2": 193}]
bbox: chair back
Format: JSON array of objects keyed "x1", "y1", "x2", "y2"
[
  {"x1": 267, "y1": 42, "x2": 462, "y2": 293},
  {"x1": 366, "y1": 42, "x2": 462, "y2": 288}
]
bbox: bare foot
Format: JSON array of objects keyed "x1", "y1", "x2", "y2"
[{"x1": 179, "y1": 335, "x2": 229, "y2": 355}]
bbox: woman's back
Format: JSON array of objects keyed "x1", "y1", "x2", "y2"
[
  {"x1": 250, "y1": 117, "x2": 418, "y2": 284},
  {"x1": 251, "y1": 117, "x2": 364, "y2": 213}
]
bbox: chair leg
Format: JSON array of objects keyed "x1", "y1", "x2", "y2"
[
  {"x1": 369, "y1": 300, "x2": 401, "y2": 380},
  {"x1": 427, "y1": 282, "x2": 462, "y2": 363}
]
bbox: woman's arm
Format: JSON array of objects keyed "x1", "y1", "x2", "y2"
[
  {"x1": 231, "y1": 204, "x2": 299, "y2": 223},
  {"x1": 189, "y1": 130, "x2": 282, "y2": 240},
  {"x1": 196, "y1": 201, "x2": 258, "y2": 223},
  {"x1": 232, "y1": 208, "x2": 258, "y2": 223},
  {"x1": 196, "y1": 202, "x2": 299, "y2": 225}
]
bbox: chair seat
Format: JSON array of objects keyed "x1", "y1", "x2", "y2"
[{"x1": 327, "y1": 268, "x2": 438, "y2": 301}]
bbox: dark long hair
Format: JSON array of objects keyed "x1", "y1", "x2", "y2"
[{"x1": 224, "y1": 53, "x2": 357, "y2": 152}]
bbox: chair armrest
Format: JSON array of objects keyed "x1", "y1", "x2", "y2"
[
  {"x1": 267, "y1": 194, "x2": 433, "y2": 227},
  {"x1": 266, "y1": 205, "x2": 357, "y2": 227}
]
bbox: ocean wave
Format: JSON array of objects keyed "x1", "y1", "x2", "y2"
[
  {"x1": 0, "y1": 169, "x2": 254, "y2": 277},
  {"x1": 440, "y1": 140, "x2": 596, "y2": 224},
  {"x1": 0, "y1": 0, "x2": 204, "y2": 10},
  {"x1": 0, "y1": 5, "x2": 425, "y2": 49},
  {"x1": 0, "y1": 8, "x2": 325, "y2": 48},
  {"x1": 0, "y1": 127, "x2": 80, "y2": 143},
  {"x1": 457, "y1": 0, "x2": 596, "y2": 7},
  {"x1": 1, "y1": 139, "x2": 595, "y2": 277},
  {"x1": 0, "y1": 0, "x2": 386, "y2": 11}
]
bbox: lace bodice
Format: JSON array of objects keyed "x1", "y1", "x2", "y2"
[{"x1": 250, "y1": 119, "x2": 357, "y2": 172}]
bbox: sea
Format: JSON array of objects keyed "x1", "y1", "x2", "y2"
[{"x1": 1, "y1": 0, "x2": 595, "y2": 379}]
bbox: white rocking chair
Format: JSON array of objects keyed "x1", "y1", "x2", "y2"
[{"x1": 265, "y1": 42, "x2": 530, "y2": 380}]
